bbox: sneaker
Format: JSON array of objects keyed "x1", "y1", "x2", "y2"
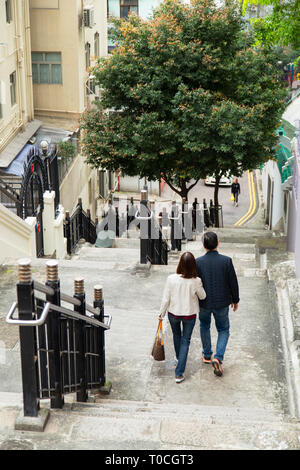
[
  {"x1": 175, "y1": 375, "x2": 185, "y2": 383},
  {"x1": 212, "y1": 358, "x2": 223, "y2": 377},
  {"x1": 202, "y1": 354, "x2": 212, "y2": 364}
]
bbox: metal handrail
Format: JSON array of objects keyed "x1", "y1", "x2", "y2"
[
  {"x1": 60, "y1": 292, "x2": 81, "y2": 307},
  {"x1": 6, "y1": 301, "x2": 111, "y2": 330},
  {"x1": 49, "y1": 304, "x2": 111, "y2": 330},
  {"x1": 168, "y1": 213, "x2": 181, "y2": 221},
  {"x1": 135, "y1": 210, "x2": 153, "y2": 221},
  {"x1": 6, "y1": 302, "x2": 51, "y2": 327},
  {"x1": 34, "y1": 281, "x2": 83, "y2": 307},
  {"x1": 33, "y1": 281, "x2": 55, "y2": 297}
]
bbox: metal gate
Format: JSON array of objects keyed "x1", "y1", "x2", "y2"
[{"x1": 19, "y1": 153, "x2": 47, "y2": 257}]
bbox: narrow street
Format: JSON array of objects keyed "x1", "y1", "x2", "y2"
[{"x1": 161, "y1": 171, "x2": 252, "y2": 227}]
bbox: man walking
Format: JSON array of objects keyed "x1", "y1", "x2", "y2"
[{"x1": 196, "y1": 232, "x2": 239, "y2": 376}]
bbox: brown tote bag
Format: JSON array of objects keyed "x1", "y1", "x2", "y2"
[{"x1": 151, "y1": 318, "x2": 165, "y2": 361}]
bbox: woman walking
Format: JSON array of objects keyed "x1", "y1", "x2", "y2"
[
  {"x1": 231, "y1": 178, "x2": 241, "y2": 207},
  {"x1": 158, "y1": 252, "x2": 206, "y2": 383}
]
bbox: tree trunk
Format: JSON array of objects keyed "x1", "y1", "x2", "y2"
[{"x1": 179, "y1": 180, "x2": 188, "y2": 203}]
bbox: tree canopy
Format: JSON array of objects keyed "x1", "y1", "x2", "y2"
[
  {"x1": 80, "y1": 0, "x2": 287, "y2": 202},
  {"x1": 241, "y1": 0, "x2": 300, "y2": 51}
]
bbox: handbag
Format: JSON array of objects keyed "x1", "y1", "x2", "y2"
[
  {"x1": 151, "y1": 318, "x2": 165, "y2": 361},
  {"x1": 230, "y1": 193, "x2": 235, "y2": 202}
]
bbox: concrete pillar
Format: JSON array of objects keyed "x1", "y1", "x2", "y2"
[
  {"x1": 43, "y1": 191, "x2": 67, "y2": 259},
  {"x1": 43, "y1": 191, "x2": 55, "y2": 256},
  {"x1": 24, "y1": 216, "x2": 37, "y2": 257},
  {"x1": 53, "y1": 207, "x2": 67, "y2": 259}
]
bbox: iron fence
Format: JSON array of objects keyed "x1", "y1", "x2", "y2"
[
  {"x1": 64, "y1": 199, "x2": 97, "y2": 254},
  {"x1": 6, "y1": 259, "x2": 111, "y2": 418}
]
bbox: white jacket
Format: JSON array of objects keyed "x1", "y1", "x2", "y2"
[{"x1": 159, "y1": 274, "x2": 206, "y2": 318}]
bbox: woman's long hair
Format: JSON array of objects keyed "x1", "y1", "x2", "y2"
[{"x1": 176, "y1": 252, "x2": 198, "y2": 279}]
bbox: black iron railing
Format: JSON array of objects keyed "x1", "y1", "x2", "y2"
[
  {"x1": 6, "y1": 259, "x2": 111, "y2": 418},
  {"x1": 134, "y1": 193, "x2": 169, "y2": 265},
  {"x1": 64, "y1": 199, "x2": 97, "y2": 254},
  {"x1": 203, "y1": 199, "x2": 224, "y2": 228},
  {"x1": 0, "y1": 176, "x2": 22, "y2": 215}
]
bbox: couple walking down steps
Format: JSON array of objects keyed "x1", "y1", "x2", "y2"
[{"x1": 158, "y1": 232, "x2": 240, "y2": 383}]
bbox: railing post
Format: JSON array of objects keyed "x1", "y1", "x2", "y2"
[
  {"x1": 140, "y1": 190, "x2": 149, "y2": 264},
  {"x1": 86, "y1": 209, "x2": 91, "y2": 242},
  {"x1": 65, "y1": 211, "x2": 71, "y2": 255},
  {"x1": 17, "y1": 259, "x2": 40, "y2": 418},
  {"x1": 157, "y1": 213, "x2": 163, "y2": 265},
  {"x1": 94, "y1": 286, "x2": 106, "y2": 386},
  {"x1": 115, "y1": 207, "x2": 120, "y2": 237},
  {"x1": 45, "y1": 261, "x2": 64, "y2": 409},
  {"x1": 74, "y1": 277, "x2": 88, "y2": 402},
  {"x1": 209, "y1": 199, "x2": 215, "y2": 226},
  {"x1": 170, "y1": 201, "x2": 176, "y2": 251},
  {"x1": 203, "y1": 198, "x2": 210, "y2": 228},
  {"x1": 78, "y1": 198, "x2": 83, "y2": 240},
  {"x1": 170, "y1": 201, "x2": 182, "y2": 252}
]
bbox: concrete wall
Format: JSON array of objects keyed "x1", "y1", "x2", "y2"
[
  {"x1": 119, "y1": 175, "x2": 160, "y2": 196},
  {"x1": 60, "y1": 153, "x2": 92, "y2": 214},
  {"x1": 0, "y1": 203, "x2": 36, "y2": 263},
  {"x1": 287, "y1": 190, "x2": 297, "y2": 252},
  {"x1": 59, "y1": 151, "x2": 104, "y2": 220},
  {"x1": 262, "y1": 160, "x2": 284, "y2": 230},
  {"x1": 0, "y1": 0, "x2": 34, "y2": 153},
  {"x1": 292, "y1": 155, "x2": 300, "y2": 276}
]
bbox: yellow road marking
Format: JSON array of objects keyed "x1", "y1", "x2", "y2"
[{"x1": 234, "y1": 171, "x2": 256, "y2": 227}]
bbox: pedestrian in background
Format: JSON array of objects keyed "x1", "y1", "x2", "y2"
[
  {"x1": 196, "y1": 232, "x2": 239, "y2": 377},
  {"x1": 158, "y1": 252, "x2": 206, "y2": 384},
  {"x1": 231, "y1": 178, "x2": 240, "y2": 207}
]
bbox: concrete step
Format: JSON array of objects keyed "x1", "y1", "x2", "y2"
[
  {"x1": 70, "y1": 398, "x2": 286, "y2": 424},
  {"x1": 25, "y1": 398, "x2": 300, "y2": 450},
  {"x1": 73, "y1": 241, "x2": 259, "y2": 276}
]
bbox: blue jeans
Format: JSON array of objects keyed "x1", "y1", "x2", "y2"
[
  {"x1": 168, "y1": 313, "x2": 196, "y2": 377},
  {"x1": 199, "y1": 307, "x2": 230, "y2": 362}
]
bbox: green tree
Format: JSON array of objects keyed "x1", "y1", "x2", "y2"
[
  {"x1": 241, "y1": 0, "x2": 300, "y2": 51},
  {"x1": 81, "y1": 0, "x2": 287, "y2": 218}
]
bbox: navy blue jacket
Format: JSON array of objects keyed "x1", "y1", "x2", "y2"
[{"x1": 196, "y1": 251, "x2": 239, "y2": 310}]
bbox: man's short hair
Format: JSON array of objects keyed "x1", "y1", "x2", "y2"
[{"x1": 203, "y1": 231, "x2": 218, "y2": 251}]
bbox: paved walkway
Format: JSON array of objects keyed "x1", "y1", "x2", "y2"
[{"x1": 1, "y1": 231, "x2": 300, "y2": 449}]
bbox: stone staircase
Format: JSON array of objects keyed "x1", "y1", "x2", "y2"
[{"x1": 1, "y1": 226, "x2": 300, "y2": 449}]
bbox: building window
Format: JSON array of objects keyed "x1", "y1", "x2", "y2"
[
  {"x1": 85, "y1": 43, "x2": 91, "y2": 71},
  {"x1": 94, "y1": 32, "x2": 100, "y2": 58},
  {"x1": 5, "y1": 0, "x2": 12, "y2": 23},
  {"x1": 31, "y1": 52, "x2": 62, "y2": 84},
  {"x1": 120, "y1": 0, "x2": 138, "y2": 18},
  {"x1": 10, "y1": 72, "x2": 16, "y2": 106},
  {"x1": 86, "y1": 78, "x2": 96, "y2": 96}
]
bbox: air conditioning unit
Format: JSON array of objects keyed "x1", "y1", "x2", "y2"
[{"x1": 84, "y1": 6, "x2": 95, "y2": 28}]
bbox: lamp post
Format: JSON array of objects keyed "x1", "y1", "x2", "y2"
[{"x1": 40, "y1": 139, "x2": 51, "y2": 191}]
